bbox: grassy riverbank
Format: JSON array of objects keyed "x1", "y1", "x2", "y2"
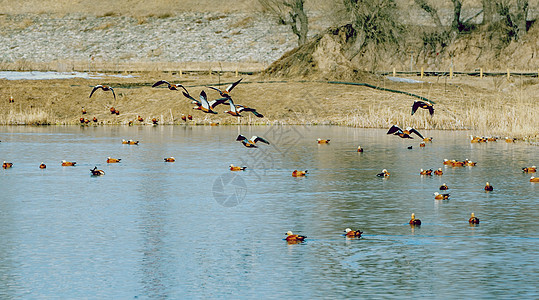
[{"x1": 0, "y1": 72, "x2": 537, "y2": 141}]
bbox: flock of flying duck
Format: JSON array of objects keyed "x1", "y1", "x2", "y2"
[{"x1": 3, "y1": 83, "x2": 537, "y2": 243}]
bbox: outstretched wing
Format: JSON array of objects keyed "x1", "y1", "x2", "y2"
[
  {"x1": 387, "y1": 124, "x2": 402, "y2": 135},
  {"x1": 226, "y1": 78, "x2": 243, "y2": 93},
  {"x1": 409, "y1": 128, "x2": 424, "y2": 139},
  {"x1": 89, "y1": 85, "x2": 103, "y2": 98},
  {"x1": 208, "y1": 86, "x2": 223, "y2": 94},
  {"x1": 428, "y1": 105, "x2": 435, "y2": 116},
  {"x1": 209, "y1": 97, "x2": 229, "y2": 109},
  {"x1": 226, "y1": 98, "x2": 239, "y2": 114},
  {"x1": 251, "y1": 136, "x2": 270, "y2": 144},
  {"x1": 411, "y1": 101, "x2": 421, "y2": 115},
  {"x1": 183, "y1": 91, "x2": 201, "y2": 105},
  {"x1": 199, "y1": 90, "x2": 211, "y2": 110},
  {"x1": 109, "y1": 87, "x2": 116, "y2": 100},
  {"x1": 236, "y1": 134, "x2": 248, "y2": 141},
  {"x1": 152, "y1": 80, "x2": 170, "y2": 88}
]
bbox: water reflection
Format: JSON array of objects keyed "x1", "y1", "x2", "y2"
[{"x1": 0, "y1": 125, "x2": 537, "y2": 298}]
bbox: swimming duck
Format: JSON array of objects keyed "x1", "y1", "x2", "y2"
[
  {"x1": 377, "y1": 169, "x2": 390, "y2": 177},
  {"x1": 137, "y1": 116, "x2": 144, "y2": 122},
  {"x1": 107, "y1": 157, "x2": 121, "y2": 163},
  {"x1": 344, "y1": 228, "x2": 363, "y2": 238},
  {"x1": 387, "y1": 125, "x2": 424, "y2": 139},
  {"x1": 420, "y1": 168, "x2": 432, "y2": 176},
  {"x1": 122, "y1": 139, "x2": 128, "y2": 144},
  {"x1": 2, "y1": 161, "x2": 13, "y2": 169},
  {"x1": 164, "y1": 157, "x2": 175, "y2": 162},
  {"x1": 487, "y1": 137, "x2": 498, "y2": 142},
  {"x1": 357, "y1": 146, "x2": 363, "y2": 152},
  {"x1": 434, "y1": 192, "x2": 450, "y2": 200},
  {"x1": 39, "y1": 162, "x2": 46, "y2": 169},
  {"x1": 452, "y1": 160, "x2": 465, "y2": 167},
  {"x1": 61, "y1": 160, "x2": 76, "y2": 166},
  {"x1": 89, "y1": 85, "x2": 116, "y2": 100},
  {"x1": 123, "y1": 139, "x2": 139, "y2": 145},
  {"x1": 292, "y1": 170, "x2": 308, "y2": 177},
  {"x1": 443, "y1": 159, "x2": 455, "y2": 165},
  {"x1": 152, "y1": 80, "x2": 187, "y2": 92},
  {"x1": 409, "y1": 213, "x2": 421, "y2": 225},
  {"x1": 317, "y1": 138, "x2": 330, "y2": 144},
  {"x1": 484, "y1": 182, "x2": 493, "y2": 191},
  {"x1": 505, "y1": 137, "x2": 515, "y2": 143},
  {"x1": 468, "y1": 212, "x2": 480, "y2": 224},
  {"x1": 208, "y1": 78, "x2": 243, "y2": 99},
  {"x1": 90, "y1": 166, "x2": 105, "y2": 176},
  {"x1": 439, "y1": 183, "x2": 449, "y2": 190},
  {"x1": 530, "y1": 177, "x2": 539, "y2": 182},
  {"x1": 419, "y1": 142, "x2": 426, "y2": 147},
  {"x1": 522, "y1": 166, "x2": 537, "y2": 173},
  {"x1": 236, "y1": 134, "x2": 270, "y2": 148},
  {"x1": 411, "y1": 100, "x2": 434, "y2": 116},
  {"x1": 464, "y1": 159, "x2": 477, "y2": 166},
  {"x1": 285, "y1": 231, "x2": 306, "y2": 243},
  {"x1": 434, "y1": 168, "x2": 443, "y2": 175},
  {"x1": 230, "y1": 164, "x2": 246, "y2": 171}
]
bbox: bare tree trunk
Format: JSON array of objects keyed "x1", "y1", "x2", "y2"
[
  {"x1": 515, "y1": 0, "x2": 529, "y2": 38},
  {"x1": 451, "y1": 0, "x2": 463, "y2": 32},
  {"x1": 414, "y1": 0, "x2": 443, "y2": 28},
  {"x1": 259, "y1": 0, "x2": 309, "y2": 46},
  {"x1": 482, "y1": 0, "x2": 495, "y2": 25}
]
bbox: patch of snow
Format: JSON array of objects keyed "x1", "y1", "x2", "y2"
[
  {"x1": 386, "y1": 76, "x2": 424, "y2": 84},
  {"x1": 0, "y1": 71, "x2": 135, "y2": 80}
]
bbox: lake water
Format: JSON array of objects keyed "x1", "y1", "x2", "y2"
[{"x1": 0, "y1": 125, "x2": 538, "y2": 299}]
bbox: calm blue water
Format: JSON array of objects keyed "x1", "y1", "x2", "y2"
[{"x1": 0, "y1": 125, "x2": 538, "y2": 299}]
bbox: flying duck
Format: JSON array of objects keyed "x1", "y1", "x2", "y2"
[
  {"x1": 411, "y1": 100, "x2": 434, "y2": 116},
  {"x1": 236, "y1": 134, "x2": 270, "y2": 148},
  {"x1": 89, "y1": 85, "x2": 116, "y2": 100},
  {"x1": 387, "y1": 125, "x2": 424, "y2": 139},
  {"x1": 235, "y1": 104, "x2": 264, "y2": 118},
  {"x1": 208, "y1": 78, "x2": 243, "y2": 98},
  {"x1": 152, "y1": 80, "x2": 187, "y2": 92}
]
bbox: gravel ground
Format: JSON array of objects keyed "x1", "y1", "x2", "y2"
[{"x1": 0, "y1": 12, "x2": 297, "y2": 65}]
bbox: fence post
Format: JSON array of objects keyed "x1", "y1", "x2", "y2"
[
  {"x1": 507, "y1": 69, "x2": 510, "y2": 79},
  {"x1": 179, "y1": 69, "x2": 182, "y2": 78},
  {"x1": 393, "y1": 67, "x2": 396, "y2": 77},
  {"x1": 480, "y1": 68, "x2": 483, "y2": 78},
  {"x1": 449, "y1": 67, "x2": 453, "y2": 78},
  {"x1": 421, "y1": 67, "x2": 424, "y2": 79}
]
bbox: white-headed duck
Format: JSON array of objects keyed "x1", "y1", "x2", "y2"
[
  {"x1": 344, "y1": 228, "x2": 363, "y2": 238},
  {"x1": 285, "y1": 231, "x2": 306, "y2": 243},
  {"x1": 469, "y1": 212, "x2": 480, "y2": 224},
  {"x1": 420, "y1": 168, "x2": 432, "y2": 176},
  {"x1": 357, "y1": 146, "x2": 363, "y2": 152},
  {"x1": 409, "y1": 213, "x2": 421, "y2": 225},
  {"x1": 530, "y1": 177, "x2": 539, "y2": 182},
  {"x1": 464, "y1": 159, "x2": 477, "y2": 166},
  {"x1": 377, "y1": 169, "x2": 390, "y2": 177},
  {"x1": 434, "y1": 192, "x2": 450, "y2": 200}
]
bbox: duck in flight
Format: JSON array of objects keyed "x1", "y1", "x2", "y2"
[
  {"x1": 208, "y1": 78, "x2": 243, "y2": 98},
  {"x1": 236, "y1": 134, "x2": 270, "y2": 148},
  {"x1": 411, "y1": 100, "x2": 434, "y2": 116},
  {"x1": 387, "y1": 125, "x2": 424, "y2": 139},
  {"x1": 89, "y1": 85, "x2": 116, "y2": 100},
  {"x1": 182, "y1": 89, "x2": 228, "y2": 112},
  {"x1": 152, "y1": 80, "x2": 187, "y2": 92}
]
